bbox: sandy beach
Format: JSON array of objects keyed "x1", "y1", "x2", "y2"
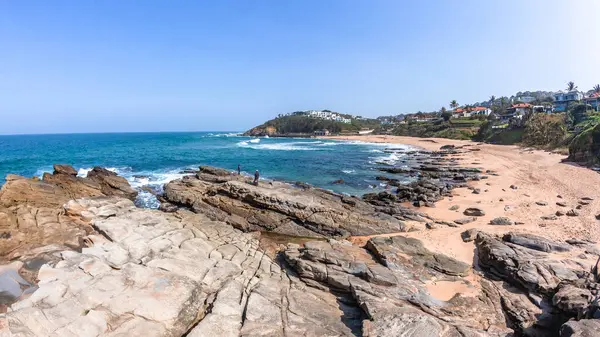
[{"x1": 324, "y1": 135, "x2": 600, "y2": 266}]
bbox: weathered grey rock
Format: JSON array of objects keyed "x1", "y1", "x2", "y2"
[
  {"x1": 552, "y1": 284, "x2": 594, "y2": 316},
  {"x1": 503, "y1": 233, "x2": 572, "y2": 253},
  {"x1": 542, "y1": 214, "x2": 558, "y2": 220},
  {"x1": 461, "y1": 229, "x2": 479, "y2": 242},
  {"x1": 3, "y1": 198, "x2": 361, "y2": 336},
  {"x1": 454, "y1": 217, "x2": 477, "y2": 225},
  {"x1": 463, "y1": 207, "x2": 485, "y2": 216},
  {"x1": 567, "y1": 209, "x2": 580, "y2": 217},
  {"x1": 366, "y1": 236, "x2": 471, "y2": 276},
  {"x1": 489, "y1": 217, "x2": 513, "y2": 226},
  {"x1": 164, "y1": 168, "x2": 405, "y2": 238},
  {"x1": 560, "y1": 319, "x2": 600, "y2": 336},
  {"x1": 284, "y1": 236, "x2": 509, "y2": 337}
]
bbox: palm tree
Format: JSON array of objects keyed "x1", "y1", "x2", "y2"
[
  {"x1": 500, "y1": 97, "x2": 506, "y2": 107},
  {"x1": 489, "y1": 95, "x2": 496, "y2": 105},
  {"x1": 593, "y1": 84, "x2": 600, "y2": 94},
  {"x1": 567, "y1": 81, "x2": 577, "y2": 92},
  {"x1": 450, "y1": 100, "x2": 458, "y2": 110}
]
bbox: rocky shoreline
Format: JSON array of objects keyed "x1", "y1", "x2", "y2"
[{"x1": 0, "y1": 155, "x2": 599, "y2": 336}]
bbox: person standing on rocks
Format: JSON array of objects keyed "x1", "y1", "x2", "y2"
[
  {"x1": 254, "y1": 170, "x2": 260, "y2": 186},
  {"x1": 237, "y1": 164, "x2": 241, "y2": 175}
]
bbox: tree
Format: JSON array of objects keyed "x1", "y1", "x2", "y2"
[
  {"x1": 567, "y1": 81, "x2": 577, "y2": 92},
  {"x1": 593, "y1": 84, "x2": 600, "y2": 94},
  {"x1": 441, "y1": 108, "x2": 452, "y2": 121},
  {"x1": 489, "y1": 95, "x2": 496, "y2": 105},
  {"x1": 450, "y1": 100, "x2": 458, "y2": 109},
  {"x1": 500, "y1": 97, "x2": 506, "y2": 108}
]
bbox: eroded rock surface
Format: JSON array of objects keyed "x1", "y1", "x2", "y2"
[
  {"x1": 163, "y1": 166, "x2": 405, "y2": 238},
  {"x1": 2, "y1": 198, "x2": 361, "y2": 336}
]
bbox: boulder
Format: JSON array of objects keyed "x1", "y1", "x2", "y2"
[
  {"x1": 53, "y1": 164, "x2": 78, "y2": 176},
  {"x1": 566, "y1": 209, "x2": 580, "y2": 217},
  {"x1": 559, "y1": 319, "x2": 600, "y2": 337},
  {"x1": 461, "y1": 229, "x2": 479, "y2": 242},
  {"x1": 87, "y1": 167, "x2": 138, "y2": 200}
]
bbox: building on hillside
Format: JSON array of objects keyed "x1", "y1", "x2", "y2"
[
  {"x1": 532, "y1": 105, "x2": 553, "y2": 114},
  {"x1": 451, "y1": 108, "x2": 465, "y2": 118},
  {"x1": 584, "y1": 93, "x2": 600, "y2": 111},
  {"x1": 553, "y1": 91, "x2": 583, "y2": 112},
  {"x1": 470, "y1": 106, "x2": 492, "y2": 116},
  {"x1": 498, "y1": 103, "x2": 532, "y2": 123},
  {"x1": 451, "y1": 107, "x2": 489, "y2": 118},
  {"x1": 313, "y1": 129, "x2": 330, "y2": 136}
]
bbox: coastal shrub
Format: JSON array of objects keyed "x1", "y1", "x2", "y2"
[{"x1": 568, "y1": 122, "x2": 600, "y2": 164}]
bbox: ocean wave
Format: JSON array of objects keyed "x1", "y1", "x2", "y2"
[
  {"x1": 249, "y1": 138, "x2": 260, "y2": 143},
  {"x1": 342, "y1": 169, "x2": 356, "y2": 174},
  {"x1": 237, "y1": 141, "x2": 319, "y2": 151},
  {"x1": 372, "y1": 152, "x2": 404, "y2": 165},
  {"x1": 208, "y1": 132, "x2": 242, "y2": 137}
]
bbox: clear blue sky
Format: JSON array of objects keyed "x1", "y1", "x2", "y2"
[{"x1": 1, "y1": 0, "x2": 599, "y2": 134}]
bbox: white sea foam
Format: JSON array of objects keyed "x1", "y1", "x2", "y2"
[
  {"x1": 237, "y1": 141, "x2": 318, "y2": 151},
  {"x1": 210, "y1": 132, "x2": 242, "y2": 137},
  {"x1": 342, "y1": 169, "x2": 356, "y2": 174},
  {"x1": 373, "y1": 153, "x2": 403, "y2": 165},
  {"x1": 249, "y1": 138, "x2": 261, "y2": 143}
]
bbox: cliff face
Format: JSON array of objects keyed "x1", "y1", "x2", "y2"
[{"x1": 244, "y1": 125, "x2": 277, "y2": 136}]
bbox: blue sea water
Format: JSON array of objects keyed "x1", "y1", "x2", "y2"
[{"x1": 0, "y1": 132, "x2": 414, "y2": 208}]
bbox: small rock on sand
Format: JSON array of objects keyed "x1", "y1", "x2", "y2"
[
  {"x1": 490, "y1": 217, "x2": 514, "y2": 226},
  {"x1": 566, "y1": 209, "x2": 579, "y2": 217},
  {"x1": 449, "y1": 205, "x2": 459, "y2": 211},
  {"x1": 510, "y1": 185, "x2": 518, "y2": 190},
  {"x1": 578, "y1": 200, "x2": 590, "y2": 205},
  {"x1": 454, "y1": 217, "x2": 477, "y2": 225},
  {"x1": 463, "y1": 207, "x2": 485, "y2": 216},
  {"x1": 556, "y1": 210, "x2": 565, "y2": 216},
  {"x1": 556, "y1": 202, "x2": 567, "y2": 207},
  {"x1": 581, "y1": 197, "x2": 594, "y2": 201},
  {"x1": 535, "y1": 201, "x2": 548, "y2": 206},
  {"x1": 557, "y1": 195, "x2": 563, "y2": 199},
  {"x1": 541, "y1": 215, "x2": 558, "y2": 220}
]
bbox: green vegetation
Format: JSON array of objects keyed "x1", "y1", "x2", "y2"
[
  {"x1": 522, "y1": 113, "x2": 568, "y2": 148},
  {"x1": 387, "y1": 119, "x2": 478, "y2": 140},
  {"x1": 568, "y1": 122, "x2": 600, "y2": 164},
  {"x1": 243, "y1": 115, "x2": 380, "y2": 136}
]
